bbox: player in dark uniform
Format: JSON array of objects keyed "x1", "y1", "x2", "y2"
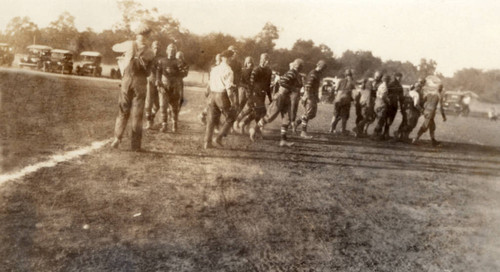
[
  {"x1": 145, "y1": 40, "x2": 162, "y2": 130},
  {"x1": 289, "y1": 62, "x2": 302, "y2": 134},
  {"x1": 295, "y1": 60, "x2": 327, "y2": 139},
  {"x1": 363, "y1": 71, "x2": 382, "y2": 134},
  {"x1": 385, "y1": 72, "x2": 404, "y2": 139},
  {"x1": 227, "y1": 45, "x2": 242, "y2": 111},
  {"x1": 235, "y1": 53, "x2": 272, "y2": 134},
  {"x1": 330, "y1": 69, "x2": 356, "y2": 135},
  {"x1": 372, "y1": 75, "x2": 391, "y2": 140},
  {"x1": 399, "y1": 81, "x2": 423, "y2": 142},
  {"x1": 176, "y1": 51, "x2": 189, "y2": 110},
  {"x1": 238, "y1": 56, "x2": 254, "y2": 114},
  {"x1": 249, "y1": 59, "x2": 304, "y2": 147},
  {"x1": 352, "y1": 78, "x2": 373, "y2": 137},
  {"x1": 156, "y1": 43, "x2": 182, "y2": 132},
  {"x1": 412, "y1": 84, "x2": 447, "y2": 146}
]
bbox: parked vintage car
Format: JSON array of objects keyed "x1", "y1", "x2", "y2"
[
  {"x1": 46, "y1": 49, "x2": 73, "y2": 74},
  {"x1": 75, "y1": 51, "x2": 102, "y2": 77},
  {"x1": 319, "y1": 77, "x2": 338, "y2": 103},
  {"x1": 443, "y1": 91, "x2": 474, "y2": 116},
  {"x1": 19, "y1": 45, "x2": 52, "y2": 69},
  {"x1": 0, "y1": 43, "x2": 14, "y2": 66}
]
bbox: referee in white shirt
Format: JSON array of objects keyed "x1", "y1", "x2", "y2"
[{"x1": 204, "y1": 50, "x2": 238, "y2": 149}]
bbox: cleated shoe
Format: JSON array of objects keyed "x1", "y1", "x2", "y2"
[
  {"x1": 110, "y1": 138, "x2": 120, "y2": 149},
  {"x1": 352, "y1": 127, "x2": 360, "y2": 138},
  {"x1": 160, "y1": 123, "x2": 168, "y2": 133},
  {"x1": 431, "y1": 139, "x2": 441, "y2": 146},
  {"x1": 198, "y1": 113, "x2": 207, "y2": 125},
  {"x1": 249, "y1": 127, "x2": 257, "y2": 142},
  {"x1": 240, "y1": 122, "x2": 248, "y2": 134},
  {"x1": 213, "y1": 137, "x2": 224, "y2": 147},
  {"x1": 291, "y1": 123, "x2": 298, "y2": 135},
  {"x1": 300, "y1": 131, "x2": 313, "y2": 139},
  {"x1": 279, "y1": 140, "x2": 295, "y2": 147},
  {"x1": 256, "y1": 128, "x2": 264, "y2": 140},
  {"x1": 204, "y1": 142, "x2": 214, "y2": 149},
  {"x1": 172, "y1": 123, "x2": 178, "y2": 133},
  {"x1": 145, "y1": 120, "x2": 154, "y2": 130}
]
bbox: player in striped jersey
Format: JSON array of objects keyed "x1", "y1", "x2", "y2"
[
  {"x1": 249, "y1": 59, "x2": 304, "y2": 147},
  {"x1": 295, "y1": 60, "x2": 327, "y2": 139}
]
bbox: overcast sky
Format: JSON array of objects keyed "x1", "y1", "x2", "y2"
[{"x1": 1, "y1": 0, "x2": 499, "y2": 76}]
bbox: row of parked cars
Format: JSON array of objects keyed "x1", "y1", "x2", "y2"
[
  {"x1": 0, "y1": 43, "x2": 123, "y2": 78},
  {"x1": 17, "y1": 44, "x2": 104, "y2": 77}
]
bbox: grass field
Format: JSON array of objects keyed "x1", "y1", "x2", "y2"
[{"x1": 1, "y1": 68, "x2": 500, "y2": 271}]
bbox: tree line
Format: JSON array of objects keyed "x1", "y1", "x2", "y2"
[{"x1": 0, "y1": 0, "x2": 498, "y2": 102}]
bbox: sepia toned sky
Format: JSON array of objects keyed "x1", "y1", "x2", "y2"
[{"x1": 1, "y1": 0, "x2": 500, "y2": 76}]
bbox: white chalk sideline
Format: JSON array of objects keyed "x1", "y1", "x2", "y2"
[
  {"x1": 0, "y1": 139, "x2": 111, "y2": 186},
  {"x1": 0, "y1": 109, "x2": 191, "y2": 186}
]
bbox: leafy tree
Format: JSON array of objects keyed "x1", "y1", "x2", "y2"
[
  {"x1": 418, "y1": 58, "x2": 437, "y2": 78},
  {"x1": 255, "y1": 22, "x2": 279, "y2": 53},
  {"x1": 339, "y1": 50, "x2": 382, "y2": 78},
  {"x1": 382, "y1": 60, "x2": 419, "y2": 84},
  {"x1": 4, "y1": 16, "x2": 40, "y2": 51},
  {"x1": 268, "y1": 39, "x2": 338, "y2": 76},
  {"x1": 39, "y1": 12, "x2": 79, "y2": 50},
  {"x1": 196, "y1": 33, "x2": 237, "y2": 70}
]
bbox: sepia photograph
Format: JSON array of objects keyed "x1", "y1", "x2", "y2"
[{"x1": 0, "y1": 0, "x2": 499, "y2": 271}]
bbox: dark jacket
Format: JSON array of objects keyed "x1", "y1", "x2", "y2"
[
  {"x1": 250, "y1": 65, "x2": 272, "y2": 98},
  {"x1": 229, "y1": 58, "x2": 242, "y2": 86},
  {"x1": 240, "y1": 67, "x2": 253, "y2": 87},
  {"x1": 157, "y1": 56, "x2": 180, "y2": 83},
  {"x1": 387, "y1": 79, "x2": 404, "y2": 108}
]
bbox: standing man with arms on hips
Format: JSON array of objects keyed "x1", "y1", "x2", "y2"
[
  {"x1": 204, "y1": 50, "x2": 237, "y2": 149},
  {"x1": 111, "y1": 23, "x2": 154, "y2": 151},
  {"x1": 249, "y1": 58, "x2": 304, "y2": 147},
  {"x1": 295, "y1": 60, "x2": 327, "y2": 139},
  {"x1": 145, "y1": 40, "x2": 162, "y2": 130},
  {"x1": 157, "y1": 43, "x2": 182, "y2": 133}
]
